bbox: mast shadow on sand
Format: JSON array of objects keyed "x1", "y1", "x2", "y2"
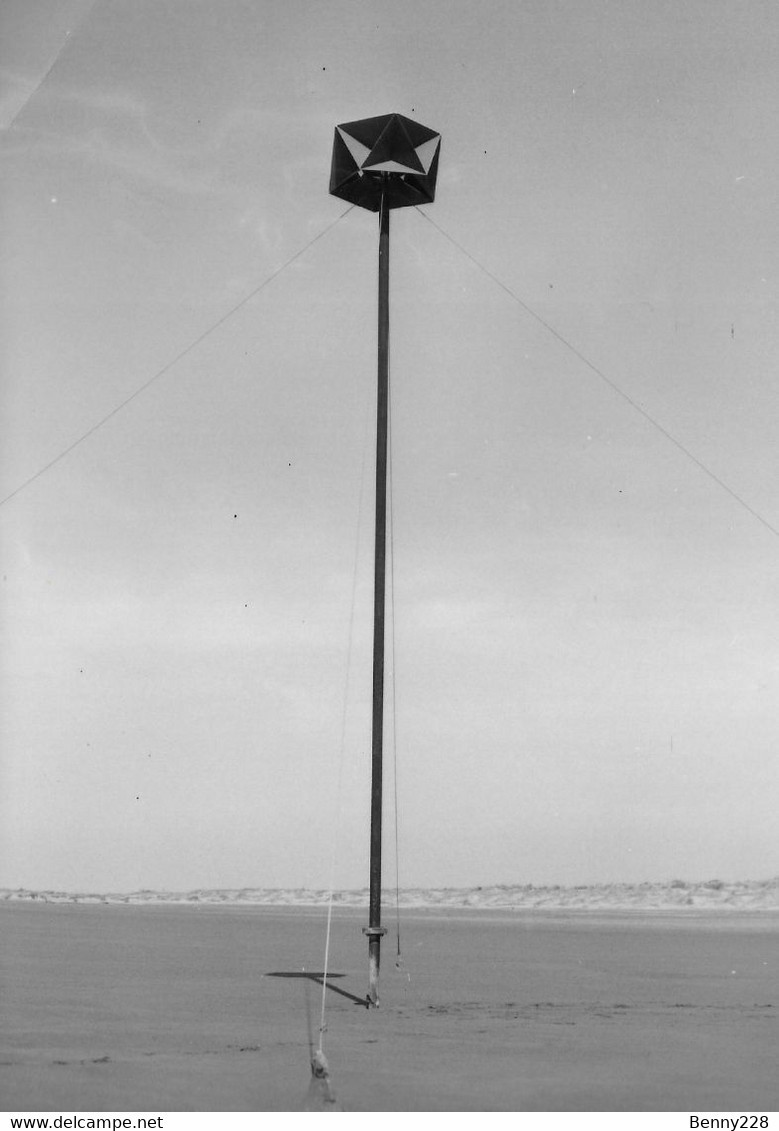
[{"x1": 265, "y1": 970, "x2": 369, "y2": 1007}]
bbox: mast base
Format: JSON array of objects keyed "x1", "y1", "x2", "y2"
[
  {"x1": 364, "y1": 927, "x2": 387, "y2": 1007},
  {"x1": 367, "y1": 939, "x2": 381, "y2": 1008}
]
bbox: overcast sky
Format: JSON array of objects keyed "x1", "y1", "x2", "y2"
[{"x1": 2, "y1": 0, "x2": 778, "y2": 892}]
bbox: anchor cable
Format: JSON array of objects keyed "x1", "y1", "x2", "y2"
[
  {"x1": 317, "y1": 348, "x2": 374, "y2": 1052},
  {"x1": 387, "y1": 339, "x2": 403, "y2": 964},
  {"x1": 0, "y1": 205, "x2": 355, "y2": 510},
  {"x1": 414, "y1": 207, "x2": 779, "y2": 542}
]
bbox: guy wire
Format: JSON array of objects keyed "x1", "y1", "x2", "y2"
[
  {"x1": 1, "y1": 206, "x2": 355, "y2": 510},
  {"x1": 387, "y1": 345, "x2": 403, "y2": 962},
  {"x1": 413, "y1": 206, "x2": 779, "y2": 543},
  {"x1": 317, "y1": 345, "x2": 374, "y2": 1052}
]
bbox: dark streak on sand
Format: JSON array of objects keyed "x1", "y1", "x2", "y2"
[{"x1": 426, "y1": 1000, "x2": 775, "y2": 1021}]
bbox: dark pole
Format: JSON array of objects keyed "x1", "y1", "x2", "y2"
[
  {"x1": 330, "y1": 114, "x2": 441, "y2": 1010},
  {"x1": 364, "y1": 182, "x2": 390, "y2": 1006}
]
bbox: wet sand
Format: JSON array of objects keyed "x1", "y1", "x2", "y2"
[{"x1": 1, "y1": 902, "x2": 776, "y2": 1111}]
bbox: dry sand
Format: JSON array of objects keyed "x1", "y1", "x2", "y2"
[
  {"x1": 4, "y1": 877, "x2": 777, "y2": 910},
  {"x1": 1, "y1": 901, "x2": 776, "y2": 1112}
]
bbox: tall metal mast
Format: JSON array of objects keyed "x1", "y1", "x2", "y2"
[
  {"x1": 329, "y1": 113, "x2": 441, "y2": 1007},
  {"x1": 365, "y1": 185, "x2": 390, "y2": 1006}
]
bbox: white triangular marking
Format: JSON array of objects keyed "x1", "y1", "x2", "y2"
[
  {"x1": 362, "y1": 159, "x2": 420, "y2": 174},
  {"x1": 414, "y1": 136, "x2": 440, "y2": 174},
  {"x1": 337, "y1": 127, "x2": 371, "y2": 167}
]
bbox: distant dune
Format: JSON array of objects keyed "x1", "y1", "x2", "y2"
[{"x1": 2, "y1": 878, "x2": 777, "y2": 910}]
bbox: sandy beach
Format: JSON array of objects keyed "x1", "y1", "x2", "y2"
[{"x1": 1, "y1": 900, "x2": 776, "y2": 1112}]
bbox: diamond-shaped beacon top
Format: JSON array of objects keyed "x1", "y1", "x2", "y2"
[{"x1": 329, "y1": 113, "x2": 441, "y2": 211}]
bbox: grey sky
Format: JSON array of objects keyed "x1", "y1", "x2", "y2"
[{"x1": 1, "y1": 0, "x2": 777, "y2": 891}]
